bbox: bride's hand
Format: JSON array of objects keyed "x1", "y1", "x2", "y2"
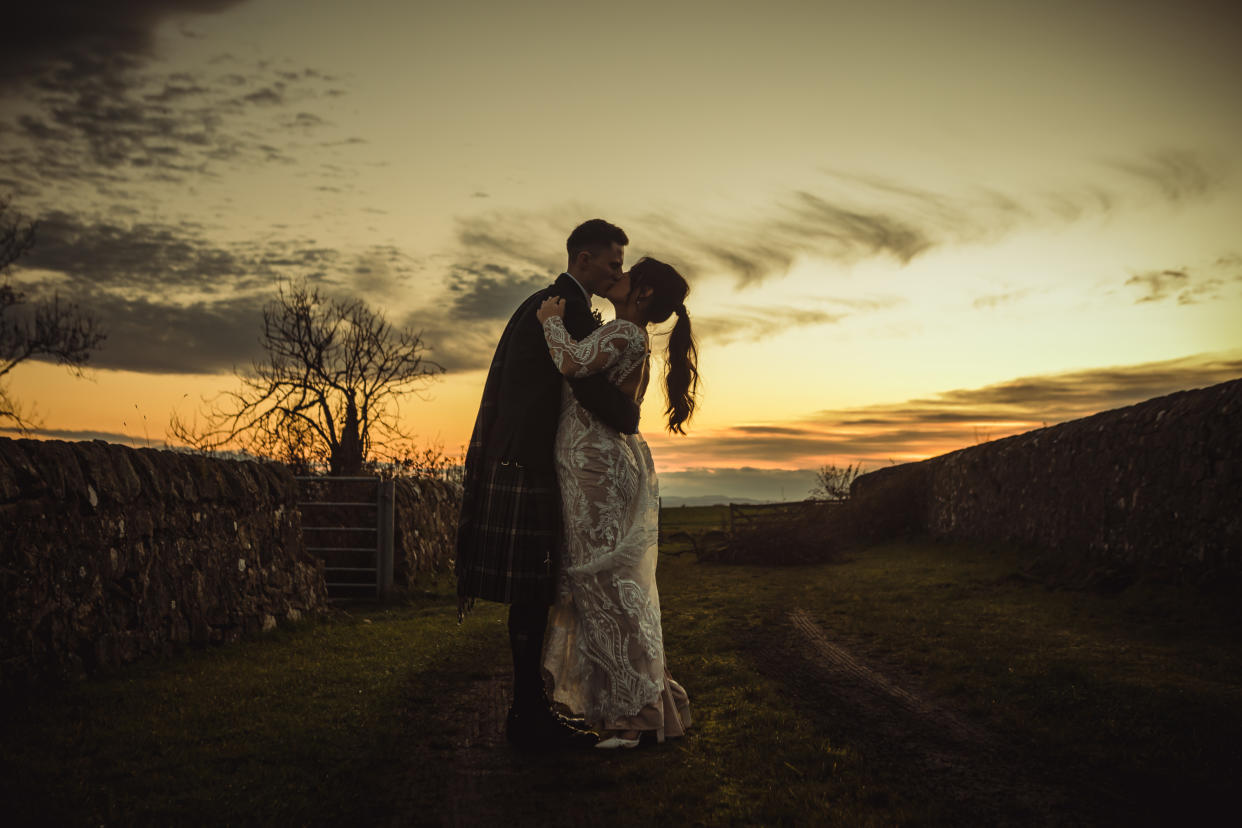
[{"x1": 537, "y1": 296, "x2": 565, "y2": 323}]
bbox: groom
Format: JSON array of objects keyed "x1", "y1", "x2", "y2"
[{"x1": 455, "y1": 218, "x2": 640, "y2": 750}]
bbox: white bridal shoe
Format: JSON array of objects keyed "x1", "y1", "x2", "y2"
[{"x1": 594, "y1": 734, "x2": 641, "y2": 749}]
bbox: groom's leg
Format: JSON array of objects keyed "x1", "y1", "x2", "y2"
[
  {"x1": 507, "y1": 600, "x2": 548, "y2": 712},
  {"x1": 506, "y1": 601, "x2": 595, "y2": 749}
]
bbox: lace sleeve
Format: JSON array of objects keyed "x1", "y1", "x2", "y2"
[{"x1": 542, "y1": 317, "x2": 641, "y2": 378}]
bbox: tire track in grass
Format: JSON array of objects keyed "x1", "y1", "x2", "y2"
[
  {"x1": 790, "y1": 608, "x2": 991, "y2": 747},
  {"x1": 786, "y1": 608, "x2": 1076, "y2": 825}
]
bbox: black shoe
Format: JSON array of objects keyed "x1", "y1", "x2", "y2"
[{"x1": 506, "y1": 706, "x2": 599, "y2": 751}]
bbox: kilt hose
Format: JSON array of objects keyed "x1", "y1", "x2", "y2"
[{"x1": 455, "y1": 459, "x2": 562, "y2": 607}]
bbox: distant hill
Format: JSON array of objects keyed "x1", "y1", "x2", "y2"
[{"x1": 660, "y1": 495, "x2": 766, "y2": 508}]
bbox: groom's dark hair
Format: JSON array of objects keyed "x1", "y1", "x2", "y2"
[{"x1": 566, "y1": 219, "x2": 628, "y2": 266}]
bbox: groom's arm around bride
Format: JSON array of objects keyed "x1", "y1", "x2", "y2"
[{"x1": 497, "y1": 271, "x2": 641, "y2": 457}]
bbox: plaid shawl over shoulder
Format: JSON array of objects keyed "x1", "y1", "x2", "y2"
[{"x1": 455, "y1": 283, "x2": 575, "y2": 607}]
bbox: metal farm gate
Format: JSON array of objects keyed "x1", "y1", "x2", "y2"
[{"x1": 296, "y1": 475, "x2": 395, "y2": 600}]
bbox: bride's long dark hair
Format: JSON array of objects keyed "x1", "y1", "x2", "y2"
[{"x1": 629, "y1": 257, "x2": 698, "y2": 434}]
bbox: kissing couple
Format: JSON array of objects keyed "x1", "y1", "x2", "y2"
[{"x1": 455, "y1": 219, "x2": 696, "y2": 750}]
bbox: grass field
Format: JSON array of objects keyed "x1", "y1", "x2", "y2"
[{"x1": 3, "y1": 509, "x2": 1240, "y2": 825}]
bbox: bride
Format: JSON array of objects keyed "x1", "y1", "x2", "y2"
[{"x1": 535, "y1": 257, "x2": 697, "y2": 750}]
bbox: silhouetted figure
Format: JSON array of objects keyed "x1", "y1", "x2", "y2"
[{"x1": 455, "y1": 219, "x2": 638, "y2": 750}]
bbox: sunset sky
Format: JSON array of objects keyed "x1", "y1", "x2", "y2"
[{"x1": 2, "y1": 0, "x2": 1240, "y2": 501}]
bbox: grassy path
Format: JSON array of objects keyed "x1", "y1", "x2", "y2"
[{"x1": 4, "y1": 526, "x2": 1240, "y2": 825}]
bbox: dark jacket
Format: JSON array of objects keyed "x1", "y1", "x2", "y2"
[
  {"x1": 455, "y1": 274, "x2": 640, "y2": 606},
  {"x1": 486, "y1": 274, "x2": 639, "y2": 468}
]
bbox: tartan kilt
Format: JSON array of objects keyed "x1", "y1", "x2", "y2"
[{"x1": 455, "y1": 459, "x2": 561, "y2": 606}]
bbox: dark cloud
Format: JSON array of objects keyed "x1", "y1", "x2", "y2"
[
  {"x1": 347, "y1": 245, "x2": 420, "y2": 299},
  {"x1": 401, "y1": 315, "x2": 500, "y2": 373},
  {"x1": 1, "y1": 61, "x2": 342, "y2": 201},
  {"x1": 0, "y1": 426, "x2": 162, "y2": 447},
  {"x1": 9, "y1": 210, "x2": 439, "y2": 375},
  {"x1": 446, "y1": 265, "x2": 554, "y2": 321},
  {"x1": 24, "y1": 290, "x2": 267, "y2": 374},
  {"x1": 914, "y1": 355, "x2": 1242, "y2": 421},
  {"x1": 783, "y1": 191, "x2": 934, "y2": 264},
  {"x1": 320, "y1": 136, "x2": 367, "y2": 147},
  {"x1": 648, "y1": 352, "x2": 1242, "y2": 471},
  {"x1": 1, "y1": 2, "x2": 247, "y2": 88},
  {"x1": 454, "y1": 152, "x2": 1223, "y2": 291},
  {"x1": 17, "y1": 211, "x2": 329, "y2": 295},
  {"x1": 653, "y1": 428, "x2": 961, "y2": 468},
  {"x1": 455, "y1": 213, "x2": 570, "y2": 272},
  {"x1": 143, "y1": 81, "x2": 212, "y2": 103},
  {"x1": 440, "y1": 210, "x2": 907, "y2": 367},
  {"x1": 241, "y1": 86, "x2": 285, "y2": 106},
  {"x1": 0, "y1": 6, "x2": 350, "y2": 207},
  {"x1": 731, "y1": 425, "x2": 815, "y2": 436},
  {"x1": 400, "y1": 264, "x2": 560, "y2": 372}
]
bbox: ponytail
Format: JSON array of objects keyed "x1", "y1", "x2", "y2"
[
  {"x1": 665, "y1": 306, "x2": 698, "y2": 434},
  {"x1": 628, "y1": 256, "x2": 700, "y2": 433}
]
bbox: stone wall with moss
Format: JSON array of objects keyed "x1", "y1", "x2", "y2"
[{"x1": 0, "y1": 438, "x2": 327, "y2": 686}]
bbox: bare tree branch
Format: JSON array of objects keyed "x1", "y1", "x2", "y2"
[
  {"x1": 1, "y1": 198, "x2": 106, "y2": 430},
  {"x1": 169, "y1": 278, "x2": 445, "y2": 474},
  {"x1": 808, "y1": 462, "x2": 865, "y2": 501}
]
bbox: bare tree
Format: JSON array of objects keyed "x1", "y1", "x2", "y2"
[
  {"x1": 1, "y1": 197, "x2": 36, "y2": 271},
  {"x1": 171, "y1": 279, "x2": 444, "y2": 475},
  {"x1": 1, "y1": 198, "x2": 107, "y2": 428},
  {"x1": 808, "y1": 462, "x2": 865, "y2": 501}
]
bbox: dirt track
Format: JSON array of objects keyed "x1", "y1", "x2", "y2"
[
  {"x1": 782, "y1": 608, "x2": 1079, "y2": 825},
  {"x1": 389, "y1": 608, "x2": 1091, "y2": 826}
]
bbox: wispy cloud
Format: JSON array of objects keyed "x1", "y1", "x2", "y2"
[
  {"x1": 449, "y1": 150, "x2": 1227, "y2": 293},
  {"x1": 646, "y1": 352, "x2": 1242, "y2": 470},
  {"x1": 1, "y1": 60, "x2": 349, "y2": 206},
  {"x1": 1105, "y1": 148, "x2": 1225, "y2": 204},
  {"x1": 1123, "y1": 257, "x2": 1242, "y2": 305},
  {"x1": 1, "y1": 4, "x2": 357, "y2": 216},
  {"x1": 971, "y1": 288, "x2": 1034, "y2": 310},
  {"x1": 694, "y1": 306, "x2": 847, "y2": 346},
  {"x1": 11, "y1": 209, "x2": 434, "y2": 375},
  {"x1": 426, "y1": 151, "x2": 1228, "y2": 363},
  {"x1": 1126, "y1": 268, "x2": 1192, "y2": 303},
  {"x1": 402, "y1": 264, "x2": 562, "y2": 372}
]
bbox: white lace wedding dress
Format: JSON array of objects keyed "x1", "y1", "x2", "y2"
[{"x1": 539, "y1": 315, "x2": 692, "y2": 742}]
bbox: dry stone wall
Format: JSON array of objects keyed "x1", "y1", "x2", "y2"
[
  {"x1": 392, "y1": 476, "x2": 460, "y2": 589},
  {"x1": 0, "y1": 438, "x2": 327, "y2": 686},
  {"x1": 851, "y1": 378, "x2": 1242, "y2": 581}
]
